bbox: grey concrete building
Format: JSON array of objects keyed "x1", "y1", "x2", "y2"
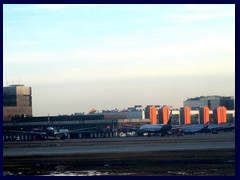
[{"x1": 183, "y1": 96, "x2": 235, "y2": 110}]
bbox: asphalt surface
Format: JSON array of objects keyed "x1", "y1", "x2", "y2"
[
  {"x1": 3, "y1": 131, "x2": 236, "y2": 176},
  {"x1": 3, "y1": 131, "x2": 235, "y2": 157},
  {"x1": 3, "y1": 141, "x2": 235, "y2": 157}
]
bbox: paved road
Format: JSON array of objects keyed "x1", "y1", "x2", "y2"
[
  {"x1": 3, "y1": 132, "x2": 235, "y2": 157},
  {"x1": 3, "y1": 142, "x2": 235, "y2": 157}
]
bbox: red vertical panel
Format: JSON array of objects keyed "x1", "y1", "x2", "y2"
[
  {"x1": 220, "y1": 107, "x2": 223, "y2": 124},
  {"x1": 203, "y1": 106, "x2": 210, "y2": 124},
  {"x1": 222, "y1": 106, "x2": 227, "y2": 123},
  {"x1": 150, "y1": 106, "x2": 157, "y2": 125},
  {"x1": 163, "y1": 106, "x2": 169, "y2": 124},
  {"x1": 217, "y1": 107, "x2": 221, "y2": 124},
  {"x1": 184, "y1": 106, "x2": 191, "y2": 124}
]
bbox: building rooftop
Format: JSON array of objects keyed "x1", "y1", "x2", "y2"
[
  {"x1": 186, "y1": 95, "x2": 234, "y2": 101},
  {"x1": 8, "y1": 84, "x2": 25, "y2": 87}
]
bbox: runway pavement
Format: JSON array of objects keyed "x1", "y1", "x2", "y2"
[
  {"x1": 3, "y1": 131, "x2": 236, "y2": 176},
  {"x1": 3, "y1": 131, "x2": 235, "y2": 157}
]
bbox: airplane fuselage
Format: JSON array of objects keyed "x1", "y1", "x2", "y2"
[{"x1": 139, "y1": 124, "x2": 172, "y2": 135}]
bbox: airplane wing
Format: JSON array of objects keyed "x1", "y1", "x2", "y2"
[
  {"x1": 4, "y1": 127, "x2": 97, "y2": 136},
  {"x1": 54, "y1": 127, "x2": 97, "y2": 135},
  {"x1": 181, "y1": 124, "x2": 209, "y2": 134},
  {"x1": 208, "y1": 123, "x2": 235, "y2": 133},
  {"x1": 4, "y1": 130, "x2": 47, "y2": 135},
  {"x1": 139, "y1": 124, "x2": 164, "y2": 133}
]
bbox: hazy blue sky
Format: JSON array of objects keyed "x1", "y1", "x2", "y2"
[{"x1": 3, "y1": 4, "x2": 235, "y2": 116}]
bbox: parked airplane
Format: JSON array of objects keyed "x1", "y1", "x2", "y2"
[
  {"x1": 179, "y1": 123, "x2": 209, "y2": 135},
  {"x1": 4, "y1": 127, "x2": 97, "y2": 140},
  {"x1": 208, "y1": 123, "x2": 235, "y2": 134},
  {"x1": 137, "y1": 110, "x2": 173, "y2": 136}
]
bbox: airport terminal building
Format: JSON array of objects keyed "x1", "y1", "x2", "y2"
[
  {"x1": 3, "y1": 85, "x2": 235, "y2": 141},
  {"x1": 183, "y1": 96, "x2": 235, "y2": 110}
]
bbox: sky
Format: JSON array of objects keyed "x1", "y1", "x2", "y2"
[{"x1": 3, "y1": 4, "x2": 235, "y2": 116}]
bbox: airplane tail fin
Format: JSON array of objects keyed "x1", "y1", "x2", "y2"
[
  {"x1": 201, "y1": 123, "x2": 209, "y2": 133},
  {"x1": 167, "y1": 110, "x2": 173, "y2": 125}
]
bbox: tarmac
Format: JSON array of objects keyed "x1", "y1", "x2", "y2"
[{"x1": 3, "y1": 131, "x2": 235, "y2": 176}]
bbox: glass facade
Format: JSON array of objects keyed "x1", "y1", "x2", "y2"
[{"x1": 3, "y1": 95, "x2": 17, "y2": 106}]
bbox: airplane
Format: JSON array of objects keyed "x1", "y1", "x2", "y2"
[
  {"x1": 4, "y1": 126, "x2": 97, "y2": 140},
  {"x1": 137, "y1": 110, "x2": 173, "y2": 136},
  {"x1": 207, "y1": 123, "x2": 235, "y2": 134},
  {"x1": 179, "y1": 123, "x2": 209, "y2": 135}
]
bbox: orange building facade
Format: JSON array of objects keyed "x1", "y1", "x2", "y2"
[
  {"x1": 215, "y1": 106, "x2": 227, "y2": 124},
  {"x1": 158, "y1": 106, "x2": 170, "y2": 124},
  {"x1": 199, "y1": 106, "x2": 210, "y2": 124},
  {"x1": 149, "y1": 106, "x2": 157, "y2": 125},
  {"x1": 184, "y1": 106, "x2": 191, "y2": 124},
  {"x1": 180, "y1": 106, "x2": 191, "y2": 124}
]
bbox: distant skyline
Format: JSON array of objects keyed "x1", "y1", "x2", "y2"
[{"x1": 3, "y1": 4, "x2": 235, "y2": 116}]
